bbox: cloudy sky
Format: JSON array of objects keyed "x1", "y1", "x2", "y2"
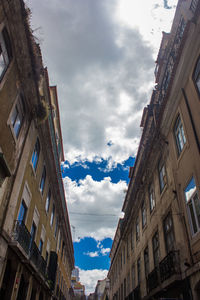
[{"x1": 28, "y1": 0, "x2": 178, "y2": 294}]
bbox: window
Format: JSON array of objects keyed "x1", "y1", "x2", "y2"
[
  {"x1": 10, "y1": 95, "x2": 25, "y2": 139},
  {"x1": 31, "y1": 138, "x2": 40, "y2": 171},
  {"x1": 193, "y1": 56, "x2": 200, "y2": 96},
  {"x1": 163, "y1": 212, "x2": 175, "y2": 253},
  {"x1": 184, "y1": 177, "x2": 200, "y2": 235},
  {"x1": 127, "y1": 273, "x2": 130, "y2": 295},
  {"x1": 132, "y1": 264, "x2": 135, "y2": 290},
  {"x1": 127, "y1": 236, "x2": 129, "y2": 258},
  {"x1": 39, "y1": 239, "x2": 43, "y2": 254},
  {"x1": 45, "y1": 189, "x2": 51, "y2": 213},
  {"x1": 50, "y1": 203, "x2": 55, "y2": 226},
  {"x1": 0, "y1": 27, "x2": 12, "y2": 80},
  {"x1": 30, "y1": 222, "x2": 36, "y2": 249},
  {"x1": 39, "y1": 166, "x2": 46, "y2": 194},
  {"x1": 141, "y1": 201, "x2": 147, "y2": 228},
  {"x1": 18, "y1": 200, "x2": 27, "y2": 223},
  {"x1": 149, "y1": 184, "x2": 155, "y2": 213},
  {"x1": 158, "y1": 161, "x2": 167, "y2": 192},
  {"x1": 136, "y1": 216, "x2": 140, "y2": 241},
  {"x1": 54, "y1": 216, "x2": 58, "y2": 237},
  {"x1": 174, "y1": 115, "x2": 186, "y2": 154},
  {"x1": 152, "y1": 231, "x2": 159, "y2": 266},
  {"x1": 144, "y1": 247, "x2": 149, "y2": 277},
  {"x1": 61, "y1": 241, "x2": 65, "y2": 259},
  {"x1": 124, "y1": 278, "x2": 126, "y2": 298},
  {"x1": 137, "y1": 257, "x2": 141, "y2": 284},
  {"x1": 45, "y1": 251, "x2": 49, "y2": 264},
  {"x1": 131, "y1": 228, "x2": 134, "y2": 251}
]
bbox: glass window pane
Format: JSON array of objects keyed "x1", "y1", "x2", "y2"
[
  {"x1": 189, "y1": 201, "x2": 197, "y2": 234},
  {"x1": 194, "y1": 194, "x2": 200, "y2": 228},
  {"x1": 184, "y1": 177, "x2": 196, "y2": 202}
]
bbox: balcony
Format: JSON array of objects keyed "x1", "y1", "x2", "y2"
[
  {"x1": 159, "y1": 250, "x2": 180, "y2": 283},
  {"x1": 147, "y1": 251, "x2": 180, "y2": 293},
  {"x1": 12, "y1": 221, "x2": 47, "y2": 278},
  {"x1": 147, "y1": 267, "x2": 159, "y2": 292},
  {"x1": 190, "y1": 0, "x2": 198, "y2": 13}
]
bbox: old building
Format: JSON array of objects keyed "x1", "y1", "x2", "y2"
[
  {"x1": 0, "y1": 0, "x2": 74, "y2": 299},
  {"x1": 108, "y1": 0, "x2": 200, "y2": 300}
]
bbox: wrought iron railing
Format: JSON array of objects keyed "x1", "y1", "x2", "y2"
[
  {"x1": 13, "y1": 221, "x2": 47, "y2": 278},
  {"x1": 146, "y1": 251, "x2": 180, "y2": 292},
  {"x1": 158, "y1": 17, "x2": 186, "y2": 104},
  {"x1": 48, "y1": 113, "x2": 67, "y2": 213},
  {"x1": 159, "y1": 250, "x2": 180, "y2": 283},
  {"x1": 13, "y1": 220, "x2": 31, "y2": 255},
  {"x1": 147, "y1": 267, "x2": 159, "y2": 292},
  {"x1": 190, "y1": 0, "x2": 198, "y2": 13}
]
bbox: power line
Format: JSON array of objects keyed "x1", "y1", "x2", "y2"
[{"x1": 69, "y1": 211, "x2": 119, "y2": 217}]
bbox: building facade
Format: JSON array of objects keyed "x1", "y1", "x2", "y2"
[
  {"x1": 108, "y1": 0, "x2": 200, "y2": 300},
  {"x1": 0, "y1": 0, "x2": 74, "y2": 299}
]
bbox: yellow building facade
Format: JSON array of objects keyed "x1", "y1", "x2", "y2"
[
  {"x1": 0, "y1": 0, "x2": 74, "y2": 299},
  {"x1": 108, "y1": 1, "x2": 200, "y2": 300}
]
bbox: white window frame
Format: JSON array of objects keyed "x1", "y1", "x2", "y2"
[
  {"x1": 184, "y1": 177, "x2": 200, "y2": 236},
  {"x1": 174, "y1": 115, "x2": 186, "y2": 155}
]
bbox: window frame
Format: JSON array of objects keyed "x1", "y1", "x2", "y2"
[
  {"x1": 152, "y1": 231, "x2": 159, "y2": 267},
  {"x1": 39, "y1": 165, "x2": 46, "y2": 195},
  {"x1": 149, "y1": 183, "x2": 155, "y2": 213},
  {"x1": 17, "y1": 200, "x2": 27, "y2": 224},
  {"x1": 31, "y1": 138, "x2": 40, "y2": 172},
  {"x1": 137, "y1": 257, "x2": 141, "y2": 284},
  {"x1": 158, "y1": 161, "x2": 167, "y2": 193},
  {"x1": 163, "y1": 211, "x2": 175, "y2": 253},
  {"x1": 9, "y1": 94, "x2": 25, "y2": 140},
  {"x1": 50, "y1": 203, "x2": 55, "y2": 227},
  {"x1": 174, "y1": 114, "x2": 186, "y2": 155},
  {"x1": 0, "y1": 26, "x2": 12, "y2": 82},
  {"x1": 39, "y1": 239, "x2": 43, "y2": 254},
  {"x1": 193, "y1": 55, "x2": 200, "y2": 98},
  {"x1": 141, "y1": 200, "x2": 147, "y2": 228},
  {"x1": 136, "y1": 216, "x2": 140, "y2": 241},
  {"x1": 184, "y1": 176, "x2": 200, "y2": 236},
  {"x1": 45, "y1": 189, "x2": 51, "y2": 213},
  {"x1": 144, "y1": 246, "x2": 149, "y2": 277}
]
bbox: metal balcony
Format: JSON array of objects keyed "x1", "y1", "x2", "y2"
[
  {"x1": 13, "y1": 220, "x2": 31, "y2": 255},
  {"x1": 159, "y1": 250, "x2": 180, "y2": 283},
  {"x1": 190, "y1": 0, "x2": 198, "y2": 13},
  {"x1": 147, "y1": 267, "x2": 159, "y2": 292},
  {"x1": 13, "y1": 221, "x2": 47, "y2": 278}
]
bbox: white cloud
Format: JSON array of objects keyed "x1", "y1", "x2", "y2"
[
  {"x1": 64, "y1": 175, "x2": 127, "y2": 241},
  {"x1": 27, "y1": 0, "x2": 157, "y2": 164},
  {"x1": 100, "y1": 248, "x2": 111, "y2": 256},
  {"x1": 79, "y1": 269, "x2": 108, "y2": 295},
  {"x1": 84, "y1": 251, "x2": 99, "y2": 258}
]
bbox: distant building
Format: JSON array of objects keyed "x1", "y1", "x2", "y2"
[
  {"x1": 94, "y1": 278, "x2": 109, "y2": 300},
  {"x1": 71, "y1": 268, "x2": 85, "y2": 300},
  {"x1": 72, "y1": 267, "x2": 80, "y2": 282},
  {"x1": 0, "y1": 0, "x2": 74, "y2": 299},
  {"x1": 108, "y1": 0, "x2": 200, "y2": 300}
]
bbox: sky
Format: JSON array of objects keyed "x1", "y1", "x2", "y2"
[{"x1": 27, "y1": 0, "x2": 178, "y2": 295}]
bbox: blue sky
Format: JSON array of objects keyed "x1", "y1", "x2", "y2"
[
  {"x1": 29, "y1": 0, "x2": 178, "y2": 294},
  {"x1": 62, "y1": 156, "x2": 135, "y2": 184}
]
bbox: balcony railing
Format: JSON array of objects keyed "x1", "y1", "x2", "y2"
[
  {"x1": 147, "y1": 267, "x2": 159, "y2": 292},
  {"x1": 13, "y1": 221, "x2": 47, "y2": 278},
  {"x1": 159, "y1": 250, "x2": 180, "y2": 283},
  {"x1": 190, "y1": 0, "x2": 198, "y2": 13},
  {"x1": 146, "y1": 251, "x2": 180, "y2": 292}
]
